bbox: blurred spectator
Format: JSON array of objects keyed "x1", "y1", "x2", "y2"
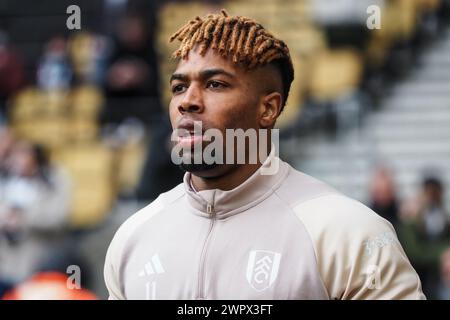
[
  {"x1": 100, "y1": 0, "x2": 158, "y2": 35},
  {"x1": 0, "y1": 30, "x2": 27, "y2": 121},
  {"x1": 399, "y1": 175, "x2": 450, "y2": 299},
  {"x1": 37, "y1": 36, "x2": 72, "y2": 91},
  {"x1": 101, "y1": 12, "x2": 162, "y2": 128},
  {"x1": 68, "y1": 32, "x2": 111, "y2": 86},
  {"x1": 102, "y1": 0, "x2": 130, "y2": 36},
  {"x1": 369, "y1": 166, "x2": 400, "y2": 230},
  {"x1": 0, "y1": 141, "x2": 72, "y2": 297}
]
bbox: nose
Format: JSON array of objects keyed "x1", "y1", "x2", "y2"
[{"x1": 178, "y1": 84, "x2": 204, "y2": 114}]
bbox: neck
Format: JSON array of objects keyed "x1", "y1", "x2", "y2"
[{"x1": 191, "y1": 162, "x2": 262, "y2": 191}]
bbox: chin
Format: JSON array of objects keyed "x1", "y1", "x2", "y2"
[
  {"x1": 179, "y1": 161, "x2": 236, "y2": 180},
  {"x1": 179, "y1": 162, "x2": 219, "y2": 174}
]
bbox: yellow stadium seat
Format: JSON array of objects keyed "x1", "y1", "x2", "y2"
[
  {"x1": 10, "y1": 87, "x2": 71, "y2": 124},
  {"x1": 70, "y1": 85, "x2": 104, "y2": 119},
  {"x1": 287, "y1": 25, "x2": 327, "y2": 57},
  {"x1": 70, "y1": 118, "x2": 99, "y2": 143},
  {"x1": 68, "y1": 32, "x2": 95, "y2": 80},
  {"x1": 372, "y1": 0, "x2": 420, "y2": 47},
  {"x1": 9, "y1": 87, "x2": 44, "y2": 121},
  {"x1": 116, "y1": 141, "x2": 146, "y2": 193},
  {"x1": 40, "y1": 89, "x2": 70, "y2": 116},
  {"x1": 53, "y1": 143, "x2": 114, "y2": 177},
  {"x1": 69, "y1": 182, "x2": 115, "y2": 227},
  {"x1": 51, "y1": 143, "x2": 116, "y2": 228},
  {"x1": 12, "y1": 117, "x2": 70, "y2": 149},
  {"x1": 308, "y1": 49, "x2": 363, "y2": 102}
]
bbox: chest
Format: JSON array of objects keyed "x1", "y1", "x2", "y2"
[{"x1": 122, "y1": 210, "x2": 328, "y2": 300}]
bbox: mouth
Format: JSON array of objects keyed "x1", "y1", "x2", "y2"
[
  {"x1": 176, "y1": 132, "x2": 204, "y2": 147},
  {"x1": 174, "y1": 119, "x2": 205, "y2": 148}
]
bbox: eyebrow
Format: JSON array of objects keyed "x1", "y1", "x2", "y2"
[{"x1": 170, "y1": 68, "x2": 236, "y2": 84}]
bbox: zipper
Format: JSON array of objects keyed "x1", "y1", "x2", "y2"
[{"x1": 197, "y1": 202, "x2": 216, "y2": 299}]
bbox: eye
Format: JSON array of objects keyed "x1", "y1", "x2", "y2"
[
  {"x1": 171, "y1": 84, "x2": 187, "y2": 94},
  {"x1": 206, "y1": 80, "x2": 226, "y2": 89}
]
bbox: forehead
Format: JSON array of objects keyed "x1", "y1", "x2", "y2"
[{"x1": 173, "y1": 47, "x2": 243, "y2": 76}]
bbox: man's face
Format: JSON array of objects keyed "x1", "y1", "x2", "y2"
[
  {"x1": 169, "y1": 48, "x2": 266, "y2": 177},
  {"x1": 424, "y1": 183, "x2": 443, "y2": 205}
]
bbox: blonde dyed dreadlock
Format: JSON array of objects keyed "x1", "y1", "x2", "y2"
[{"x1": 169, "y1": 9, "x2": 294, "y2": 109}]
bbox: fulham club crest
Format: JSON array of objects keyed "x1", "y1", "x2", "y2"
[{"x1": 246, "y1": 250, "x2": 281, "y2": 292}]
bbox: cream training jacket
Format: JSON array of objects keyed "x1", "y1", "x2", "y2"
[{"x1": 104, "y1": 150, "x2": 425, "y2": 300}]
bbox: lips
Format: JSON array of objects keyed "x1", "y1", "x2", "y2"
[
  {"x1": 174, "y1": 119, "x2": 205, "y2": 148},
  {"x1": 177, "y1": 134, "x2": 203, "y2": 147}
]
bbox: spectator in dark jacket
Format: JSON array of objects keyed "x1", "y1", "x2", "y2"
[{"x1": 399, "y1": 176, "x2": 450, "y2": 299}]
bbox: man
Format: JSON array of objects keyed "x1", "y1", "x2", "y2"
[
  {"x1": 399, "y1": 175, "x2": 450, "y2": 298},
  {"x1": 104, "y1": 10, "x2": 425, "y2": 299}
]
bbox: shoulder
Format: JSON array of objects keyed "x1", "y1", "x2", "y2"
[
  {"x1": 293, "y1": 193, "x2": 391, "y2": 238},
  {"x1": 289, "y1": 193, "x2": 424, "y2": 299},
  {"x1": 291, "y1": 191, "x2": 397, "y2": 264},
  {"x1": 276, "y1": 163, "x2": 389, "y2": 235},
  {"x1": 275, "y1": 164, "x2": 339, "y2": 207}
]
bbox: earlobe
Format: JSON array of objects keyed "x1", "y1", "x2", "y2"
[{"x1": 259, "y1": 92, "x2": 282, "y2": 128}]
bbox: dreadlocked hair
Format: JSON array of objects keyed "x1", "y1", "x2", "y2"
[{"x1": 169, "y1": 9, "x2": 294, "y2": 111}]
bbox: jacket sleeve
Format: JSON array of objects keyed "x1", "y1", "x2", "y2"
[
  {"x1": 104, "y1": 231, "x2": 127, "y2": 300},
  {"x1": 295, "y1": 194, "x2": 426, "y2": 300}
]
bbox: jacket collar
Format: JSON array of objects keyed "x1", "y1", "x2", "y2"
[{"x1": 183, "y1": 148, "x2": 290, "y2": 219}]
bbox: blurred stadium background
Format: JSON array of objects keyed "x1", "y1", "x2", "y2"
[{"x1": 0, "y1": 0, "x2": 450, "y2": 299}]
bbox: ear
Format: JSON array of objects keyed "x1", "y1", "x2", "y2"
[{"x1": 259, "y1": 92, "x2": 282, "y2": 128}]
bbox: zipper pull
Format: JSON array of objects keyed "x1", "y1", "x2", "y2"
[{"x1": 206, "y1": 203, "x2": 214, "y2": 214}]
